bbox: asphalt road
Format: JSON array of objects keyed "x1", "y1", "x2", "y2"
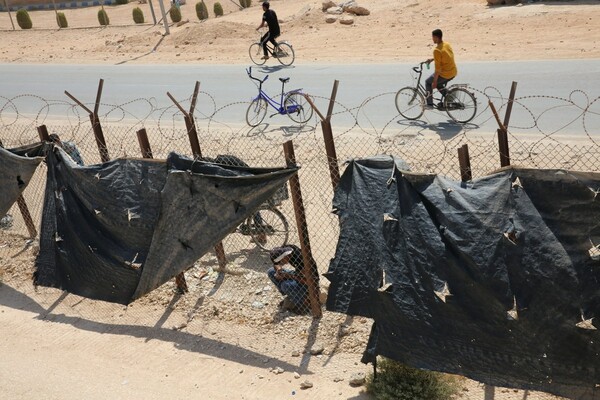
[{"x1": 0, "y1": 60, "x2": 599, "y2": 134}]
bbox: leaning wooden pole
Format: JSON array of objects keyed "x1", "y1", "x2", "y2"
[
  {"x1": 136, "y1": 128, "x2": 188, "y2": 293},
  {"x1": 167, "y1": 83, "x2": 227, "y2": 269},
  {"x1": 457, "y1": 144, "x2": 472, "y2": 182},
  {"x1": 283, "y1": 140, "x2": 322, "y2": 318}
]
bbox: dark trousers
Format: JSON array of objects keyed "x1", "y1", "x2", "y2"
[
  {"x1": 261, "y1": 31, "x2": 279, "y2": 56},
  {"x1": 425, "y1": 74, "x2": 453, "y2": 106}
]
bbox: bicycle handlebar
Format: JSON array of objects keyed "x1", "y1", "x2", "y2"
[{"x1": 246, "y1": 67, "x2": 269, "y2": 84}]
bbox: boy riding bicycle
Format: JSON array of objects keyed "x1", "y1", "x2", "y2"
[
  {"x1": 425, "y1": 28, "x2": 457, "y2": 109},
  {"x1": 256, "y1": 1, "x2": 280, "y2": 60}
]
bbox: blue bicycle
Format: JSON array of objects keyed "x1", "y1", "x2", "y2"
[{"x1": 245, "y1": 67, "x2": 313, "y2": 127}]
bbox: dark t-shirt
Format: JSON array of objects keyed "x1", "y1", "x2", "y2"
[{"x1": 263, "y1": 9, "x2": 280, "y2": 36}]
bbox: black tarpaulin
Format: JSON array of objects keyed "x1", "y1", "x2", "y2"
[
  {"x1": 0, "y1": 143, "x2": 47, "y2": 218},
  {"x1": 326, "y1": 156, "x2": 600, "y2": 400},
  {"x1": 35, "y1": 148, "x2": 297, "y2": 304}
]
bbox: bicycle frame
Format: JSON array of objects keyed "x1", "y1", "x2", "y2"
[
  {"x1": 412, "y1": 61, "x2": 446, "y2": 103},
  {"x1": 247, "y1": 67, "x2": 303, "y2": 115}
]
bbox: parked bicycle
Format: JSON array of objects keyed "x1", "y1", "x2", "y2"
[
  {"x1": 245, "y1": 67, "x2": 313, "y2": 127},
  {"x1": 236, "y1": 185, "x2": 289, "y2": 251},
  {"x1": 395, "y1": 61, "x2": 477, "y2": 124},
  {"x1": 249, "y1": 29, "x2": 295, "y2": 67}
]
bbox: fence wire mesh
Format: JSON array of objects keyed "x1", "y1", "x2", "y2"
[{"x1": 2, "y1": 85, "x2": 600, "y2": 399}]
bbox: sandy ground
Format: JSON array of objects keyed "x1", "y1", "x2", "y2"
[
  {"x1": 1, "y1": 1, "x2": 597, "y2": 399},
  {"x1": 0, "y1": 0, "x2": 599, "y2": 65}
]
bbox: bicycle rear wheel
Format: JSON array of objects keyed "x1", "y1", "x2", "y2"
[
  {"x1": 284, "y1": 93, "x2": 313, "y2": 124},
  {"x1": 246, "y1": 98, "x2": 268, "y2": 127},
  {"x1": 395, "y1": 87, "x2": 425, "y2": 120},
  {"x1": 247, "y1": 207, "x2": 289, "y2": 251},
  {"x1": 249, "y1": 43, "x2": 266, "y2": 66},
  {"x1": 444, "y1": 87, "x2": 477, "y2": 123},
  {"x1": 275, "y1": 43, "x2": 295, "y2": 67}
]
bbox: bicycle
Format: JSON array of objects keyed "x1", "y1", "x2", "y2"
[
  {"x1": 249, "y1": 30, "x2": 295, "y2": 67},
  {"x1": 245, "y1": 67, "x2": 313, "y2": 127},
  {"x1": 236, "y1": 185, "x2": 289, "y2": 251},
  {"x1": 395, "y1": 61, "x2": 477, "y2": 124}
]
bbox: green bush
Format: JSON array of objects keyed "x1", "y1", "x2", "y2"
[
  {"x1": 240, "y1": 0, "x2": 251, "y2": 8},
  {"x1": 195, "y1": 1, "x2": 208, "y2": 20},
  {"x1": 98, "y1": 8, "x2": 110, "y2": 25},
  {"x1": 56, "y1": 12, "x2": 68, "y2": 28},
  {"x1": 115, "y1": 0, "x2": 129, "y2": 4},
  {"x1": 213, "y1": 2, "x2": 223, "y2": 16},
  {"x1": 132, "y1": 7, "x2": 144, "y2": 23},
  {"x1": 16, "y1": 9, "x2": 32, "y2": 30},
  {"x1": 366, "y1": 358, "x2": 461, "y2": 400},
  {"x1": 169, "y1": 6, "x2": 182, "y2": 22}
]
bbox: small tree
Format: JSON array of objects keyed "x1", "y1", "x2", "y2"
[
  {"x1": 98, "y1": 8, "x2": 110, "y2": 26},
  {"x1": 16, "y1": 9, "x2": 32, "y2": 30},
  {"x1": 56, "y1": 12, "x2": 68, "y2": 28},
  {"x1": 195, "y1": 1, "x2": 208, "y2": 20},
  {"x1": 169, "y1": 6, "x2": 182, "y2": 22},
  {"x1": 115, "y1": 0, "x2": 129, "y2": 4},
  {"x1": 366, "y1": 358, "x2": 461, "y2": 400},
  {"x1": 242, "y1": 0, "x2": 252, "y2": 8},
  {"x1": 213, "y1": 2, "x2": 223, "y2": 17},
  {"x1": 132, "y1": 7, "x2": 144, "y2": 23}
]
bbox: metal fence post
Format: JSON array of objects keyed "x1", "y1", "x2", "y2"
[
  {"x1": 283, "y1": 140, "x2": 322, "y2": 318},
  {"x1": 167, "y1": 83, "x2": 227, "y2": 269},
  {"x1": 302, "y1": 80, "x2": 341, "y2": 191},
  {"x1": 65, "y1": 79, "x2": 110, "y2": 163}
]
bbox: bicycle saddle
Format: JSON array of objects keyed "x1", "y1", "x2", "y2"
[{"x1": 279, "y1": 77, "x2": 290, "y2": 83}]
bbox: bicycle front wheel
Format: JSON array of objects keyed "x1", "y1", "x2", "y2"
[
  {"x1": 249, "y1": 43, "x2": 266, "y2": 66},
  {"x1": 246, "y1": 98, "x2": 268, "y2": 127},
  {"x1": 445, "y1": 87, "x2": 477, "y2": 124},
  {"x1": 395, "y1": 87, "x2": 425, "y2": 120},
  {"x1": 284, "y1": 93, "x2": 313, "y2": 124},
  {"x1": 247, "y1": 207, "x2": 289, "y2": 251},
  {"x1": 275, "y1": 42, "x2": 295, "y2": 67}
]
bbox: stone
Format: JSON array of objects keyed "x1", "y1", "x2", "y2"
[
  {"x1": 252, "y1": 301, "x2": 265, "y2": 309},
  {"x1": 322, "y1": 0, "x2": 336, "y2": 11},
  {"x1": 349, "y1": 372, "x2": 366, "y2": 386},
  {"x1": 339, "y1": 0, "x2": 356, "y2": 9},
  {"x1": 291, "y1": 350, "x2": 301, "y2": 357},
  {"x1": 325, "y1": 16, "x2": 337, "y2": 23},
  {"x1": 333, "y1": 377, "x2": 344, "y2": 382},
  {"x1": 310, "y1": 344, "x2": 325, "y2": 355},
  {"x1": 300, "y1": 380, "x2": 313, "y2": 389},
  {"x1": 339, "y1": 17, "x2": 354, "y2": 25},
  {"x1": 294, "y1": 372, "x2": 301, "y2": 379},
  {"x1": 345, "y1": 6, "x2": 370, "y2": 16},
  {"x1": 273, "y1": 367, "x2": 284, "y2": 375},
  {"x1": 326, "y1": 6, "x2": 343, "y2": 14}
]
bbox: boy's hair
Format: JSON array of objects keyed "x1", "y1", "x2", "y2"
[
  {"x1": 262, "y1": 1, "x2": 269, "y2": 8},
  {"x1": 432, "y1": 29, "x2": 443, "y2": 39}
]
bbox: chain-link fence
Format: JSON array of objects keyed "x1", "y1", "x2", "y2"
[{"x1": 2, "y1": 86, "x2": 599, "y2": 399}]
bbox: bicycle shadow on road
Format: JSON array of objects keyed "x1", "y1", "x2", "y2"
[
  {"x1": 256, "y1": 65, "x2": 296, "y2": 74},
  {"x1": 246, "y1": 122, "x2": 316, "y2": 140},
  {"x1": 396, "y1": 118, "x2": 479, "y2": 140}
]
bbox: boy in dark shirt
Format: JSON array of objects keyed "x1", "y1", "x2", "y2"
[{"x1": 256, "y1": 1, "x2": 280, "y2": 60}]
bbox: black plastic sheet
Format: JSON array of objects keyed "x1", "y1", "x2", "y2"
[
  {"x1": 0, "y1": 143, "x2": 47, "y2": 218},
  {"x1": 35, "y1": 149, "x2": 297, "y2": 304},
  {"x1": 326, "y1": 156, "x2": 600, "y2": 399}
]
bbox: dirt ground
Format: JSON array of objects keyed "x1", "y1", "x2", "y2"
[
  {"x1": 1, "y1": 1, "x2": 598, "y2": 399},
  {"x1": 0, "y1": 0, "x2": 599, "y2": 64}
]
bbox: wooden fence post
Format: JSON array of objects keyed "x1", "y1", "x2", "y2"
[
  {"x1": 457, "y1": 144, "x2": 472, "y2": 182},
  {"x1": 167, "y1": 82, "x2": 227, "y2": 269},
  {"x1": 302, "y1": 80, "x2": 341, "y2": 191},
  {"x1": 283, "y1": 140, "x2": 322, "y2": 318},
  {"x1": 489, "y1": 81, "x2": 518, "y2": 168},
  {"x1": 136, "y1": 127, "x2": 188, "y2": 293},
  {"x1": 65, "y1": 79, "x2": 110, "y2": 163}
]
